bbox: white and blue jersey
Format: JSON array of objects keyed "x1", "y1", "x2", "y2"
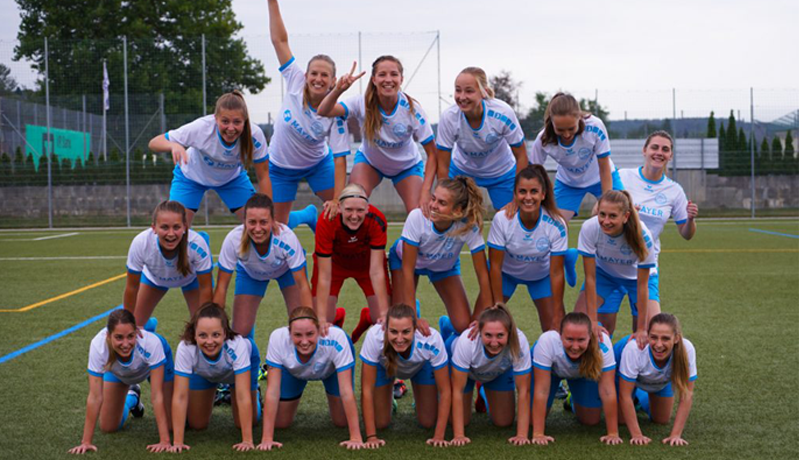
[
  {"x1": 618, "y1": 338, "x2": 697, "y2": 394},
  {"x1": 126, "y1": 229, "x2": 212, "y2": 289},
  {"x1": 174, "y1": 335, "x2": 252, "y2": 385},
  {"x1": 487, "y1": 208, "x2": 568, "y2": 282},
  {"x1": 166, "y1": 115, "x2": 268, "y2": 187},
  {"x1": 532, "y1": 330, "x2": 615, "y2": 379},
  {"x1": 450, "y1": 327, "x2": 532, "y2": 384},
  {"x1": 436, "y1": 99, "x2": 524, "y2": 179},
  {"x1": 395, "y1": 208, "x2": 485, "y2": 273},
  {"x1": 359, "y1": 325, "x2": 448, "y2": 380},
  {"x1": 577, "y1": 216, "x2": 657, "y2": 280},
  {"x1": 339, "y1": 92, "x2": 434, "y2": 176},
  {"x1": 265, "y1": 326, "x2": 355, "y2": 381},
  {"x1": 269, "y1": 57, "x2": 350, "y2": 169},
  {"x1": 218, "y1": 224, "x2": 306, "y2": 281},
  {"x1": 530, "y1": 115, "x2": 615, "y2": 188},
  {"x1": 618, "y1": 167, "x2": 689, "y2": 267},
  {"x1": 87, "y1": 329, "x2": 168, "y2": 385}
]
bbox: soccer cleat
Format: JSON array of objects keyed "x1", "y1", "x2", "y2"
[
  {"x1": 128, "y1": 384, "x2": 145, "y2": 418},
  {"x1": 554, "y1": 379, "x2": 569, "y2": 399},
  {"x1": 474, "y1": 382, "x2": 487, "y2": 413},
  {"x1": 351, "y1": 307, "x2": 372, "y2": 343},
  {"x1": 563, "y1": 391, "x2": 573, "y2": 413},
  {"x1": 564, "y1": 248, "x2": 579, "y2": 287},
  {"x1": 258, "y1": 363, "x2": 269, "y2": 381},
  {"x1": 214, "y1": 383, "x2": 232, "y2": 406},
  {"x1": 334, "y1": 307, "x2": 346, "y2": 329},
  {"x1": 393, "y1": 380, "x2": 407, "y2": 399},
  {"x1": 392, "y1": 398, "x2": 398, "y2": 415}
]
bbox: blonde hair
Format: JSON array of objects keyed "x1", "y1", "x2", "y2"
[
  {"x1": 214, "y1": 90, "x2": 254, "y2": 168},
  {"x1": 104, "y1": 309, "x2": 137, "y2": 371},
  {"x1": 382, "y1": 303, "x2": 417, "y2": 377},
  {"x1": 289, "y1": 306, "x2": 320, "y2": 330},
  {"x1": 458, "y1": 67, "x2": 495, "y2": 99},
  {"x1": 303, "y1": 55, "x2": 336, "y2": 110},
  {"x1": 363, "y1": 56, "x2": 416, "y2": 145},
  {"x1": 152, "y1": 200, "x2": 190, "y2": 276},
  {"x1": 478, "y1": 303, "x2": 521, "y2": 363},
  {"x1": 649, "y1": 313, "x2": 691, "y2": 401},
  {"x1": 338, "y1": 183, "x2": 369, "y2": 203},
  {"x1": 560, "y1": 312, "x2": 603, "y2": 381},
  {"x1": 541, "y1": 92, "x2": 588, "y2": 146},
  {"x1": 435, "y1": 176, "x2": 485, "y2": 236},
  {"x1": 238, "y1": 193, "x2": 275, "y2": 257},
  {"x1": 598, "y1": 190, "x2": 648, "y2": 261}
]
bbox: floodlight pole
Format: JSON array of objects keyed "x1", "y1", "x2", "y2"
[
  {"x1": 750, "y1": 87, "x2": 755, "y2": 218},
  {"x1": 45, "y1": 37, "x2": 53, "y2": 229}
]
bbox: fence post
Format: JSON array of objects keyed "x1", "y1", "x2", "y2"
[
  {"x1": 358, "y1": 32, "x2": 363, "y2": 95},
  {"x1": 82, "y1": 94, "x2": 87, "y2": 162},
  {"x1": 159, "y1": 92, "x2": 165, "y2": 134},
  {"x1": 202, "y1": 34, "x2": 210, "y2": 226},
  {"x1": 45, "y1": 37, "x2": 53, "y2": 229},
  {"x1": 672, "y1": 88, "x2": 677, "y2": 178},
  {"x1": 437, "y1": 30, "x2": 442, "y2": 117},
  {"x1": 17, "y1": 99, "x2": 21, "y2": 156},
  {"x1": 124, "y1": 36, "x2": 131, "y2": 227},
  {"x1": 750, "y1": 87, "x2": 755, "y2": 218}
]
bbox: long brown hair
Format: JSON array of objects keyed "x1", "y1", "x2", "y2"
[
  {"x1": 436, "y1": 176, "x2": 485, "y2": 236},
  {"x1": 560, "y1": 312, "x2": 603, "y2": 381},
  {"x1": 152, "y1": 200, "x2": 190, "y2": 276},
  {"x1": 363, "y1": 55, "x2": 416, "y2": 145},
  {"x1": 598, "y1": 190, "x2": 648, "y2": 261},
  {"x1": 288, "y1": 306, "x2": 320, "y2": 329},
  {"x1": 649, "y1": 313, "x2": 691, "y2": 401},
  {"x1": 303, "y1": 55, "x2": 337, "y2": 110},
  {"x1": 238, "y1": 193, "x2": 275, "y2": 257},
  {"x1": 104, "y1": 309, "x2": 137, "y2": 371},
  {"x1": 541, "y1": 92, "x2": 587, "y2": 146},
  {"x1": 181, "y1": 302, "x2": 237, "y2": 345},
  {"x1": 382, "y1": 303, "x2": 417, "y2": 377},
  {"x1": 514, "y1": 164, "x2": 563, "y2": 225},
  {"x1": 215, "y1": 90, "x2": 254, "y2": 168},
  {"x1": 478, "y1": 303, "x2": 521, "y2": 362},
  {"x1": 458, "y1": 67, "x2": 495, "y2": 99}
]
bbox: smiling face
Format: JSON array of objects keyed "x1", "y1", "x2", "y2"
[
  {"x1": 195, "y1": 317, "x2": 225, "y2": 358},
  {"x1": 152, "y1": 210, "x2": 186, "y2": 254},
  {"x1": 290, "y1": 319, "x2": 319, "y2": 356},
  {"x1": 454, "y1": 72, "x2": 483, "y2": 116},
  {"x1": 552, "y1": 114, "x2": 580, "y2": 144},
  {"x1": 244, "y1": 207, "x2": 273, "y2": 245},
  {"x1": 306, "y1": 59, "x2": 335, "y2": 100},
  {"x1": 648, "y1": 322, "x2": 678, "y2": 364},
  {"x1": 515, "y1": 177, "x2": 545, "y2": 215},
  {"x1": 643, "y1": 135, "x2": 673, "y2": 171},
  {"x1": 108, "y1": 323, "x2": 137, "y2": 359},
  {"x1": 215, "y1": 108, "x2": 245, "y2": 144},
  {"x1": 429, "y1": 186, "x2": 457, "y2": 225},
  {"x1": 372, "y1": 60, "x2": 403, "y2": 99},
  {"x1": 480, "y1": 321, "x2": 509, "y2": 356},
  {"x1": 561, "y1": 322, "x2": 592, "y2": 360},
  {"x1": 340, "y1": 197, "x2": 368, "y2": 231},
  {"x1": 597, "y1": 200, "x2": 629, "y2": 236},
  {"x1": 387, "y1": 316, "x2": 414, "y2": 355}
]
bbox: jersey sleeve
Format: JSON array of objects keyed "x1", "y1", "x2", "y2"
[
  {"x1": 465, "y1": 225, "x2": 486, "y2": 253},
  {"x1": 513, "y1": 330, "x2": 532, "y2": 375},
  {"x1": 328, "y1": 116, "x2": 351, "y2": 157},
  {"x1": 87, "y1": 331, "x2": 108, "y2": 377},
  {"x1": 144, "y1": 332, "x2": 167, "y2": 369},
  {"x1": 264, "y1": 329, "x2": 286, "y2": 370},
  {"x1": 486, "y1": 212, "x2": 508, "y2": 251},
  {"x1": 283, "y1": 229, "x2": 308, "y2": 271},
  {"x1": 529, "y1": 135, "x2": 547, "y2": 165},
  {"x1": 174, "y1": 342, "x2": 195, "y2": 377},
  {"x1": 251, "y1": 127, "x2": 269, "y2": 164},
  {"x1": 599, "y1": 334, "x2": 616, "y2": 372},
  {"x1": 618, "y1": 340, "x2": 641, "y2": 382},
  {"x1": 577, "y1": 218, "x2": 598, "y2": 258},
  {"x1": 339, "y1": 95, "x2": 363, "y2": 122},
  {"x1": 166, "y1": 117, "x2": 207, "y2": 148},
  {"x1": 672, "y1": 185, "x2": 690, "y2": 225},
  {"x1": 189, "y1": 233, "x2": 213, "y2": 275},
  {"x1": 410, "y1": 101, "x2": 434, "y2": 145},
  {"x1": 685, "y1": 339, "x2": 698, "y2": 381},
  {"x1": 502, "y1": 106, "x2": 525, "y2": 147},
  {"x1": 358, "y1": 325, "x2": 382, "y2": 366},
  {"x1": 590, "y1": 117, "x2": 611, "y2": 158},
  {"x1": 549, "y1": 217, "x2": 569, "y2": 256},
  {"x1": 217, "y1": 230, "x2": 240, "y2": 273},
  {"x1": 400, "y1": 209, "x2": 424, "y2": 247},
  {"x1": 314, "y1": 215, "x2": 335, "y2": 257},
  {"x1": 232, "y1": 337, "x2": 253, "y2": 374},
  {"x1": 280, "y1": 57, "x2": 306, "y2": 93},
  {"x1": 639, "y1": 227, "x2": 657, "y2": 268},
  {"x1": 532, "y1": 332, "x2": 556, "y2": 371},
  {"x1": 125, "y1": 232, "x2": 147, "y2": 274},
  {"x1": 428, "y1": 331, "x2": 449, "y2": 370},
  {"x1": 331, "y1": 328, "x2": 355, "y2": 372},
  {"x1": 450, "y1": 333, "x2": 474, "y2": 373},
  {"x1": 435, "y1": 110, "x2": 457, "y2": 152}
]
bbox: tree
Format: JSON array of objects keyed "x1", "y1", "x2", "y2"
[
  {"x1": 13, "y1": 0, "x2": 269, "y2": 114},
  {"x1": 785, "y1": 131, "x2": 795, "y2": 157},
  {"x1": 579, "y1": 98, "x2": 609, "y2": 125},
  {"x1": 0, "y1": 63, "x2": 19, "y2": 95},
  {"x1": 707, "y1": 111, "x2": 716, "y2": 138},
  {"x1": 758, "y1": 136, "x2": 771, "y2": 174},
  {"x1": 489, "y1": 70, "x2": 521, "y2": 113},
  {"x1": 784, "y1": 131, "x2": 797, "y2": 174},
  {"x1": 519, "y1": 92, "x2": 549, "y2": 138},
  {"x1": 726, "y1": 111, "x2": 738, "y2": 153}
]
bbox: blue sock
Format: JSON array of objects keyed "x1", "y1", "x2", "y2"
[
  {"x1": 247, "y1": 327, "x2": 256, "y2": 341},
  {"x1": 479, "y1": 385, "x2": 490, "y2": 417},
  {"x1": 444, "y1": 333, "x2": 458, "y2": 360},
  {"x1": 439, "y1": 316, "x2": 455, "y2": 343},
  {"x1": 415, "y1": 299, "x2": 421, "y2": 318},
  {"x1": 256, "y1": 392, "x2": 263, "y2": 422},
  {"x1": 635, "y1": 388, "x2": 651, "y2": 418},
  {"x1": 144, "y1": 317, "x2": 158, "y2": 333},
  {"x1": 118, "y1": 392, "x2": 138, "y2": 430},
  {"x1": 287, "y1": 205, "x2": 318, "y2": 233},
  {"x1": 564, "y1": 248, "x2": 579, "y2": 287}
]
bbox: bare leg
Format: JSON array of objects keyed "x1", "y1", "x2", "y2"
[
  {"x1": 484, "y1": 389, "x2": 515, "y2": 427},
  {"x1": 371, "y1": 384, "x2": 395, "y2": 430},
  {"x1": 393, "y1": 175, "x2": 424, "y2": 213},
  {"x1": 574, "y1": 403, "x2": 602, "y2": 426},
  {"x1": 326, "y1": 394, "x2": 348, "y2": 428},
  {"x1": 274, "y1": 399, "x2": 301, "y2": 429},
  {"x1": 273, "y1": 201, "x2": 294, "y2": 226},
  {"x1": 133, "y1": 285, "x2": 168, "y2": 327},
  {"x1": 187, "y1": 388, "x2": 216, "y2": 430},
  {"x1": 182, "y1": 288, "x2": 202, "y2": 317},
  {"x1": 98, "y1": 381, "x2": 129, "y2": 433},
  {"x1": 231, "y1": 294, "x2": 263, "y2": 336},
  {"x1": 432, "y1": 276, "x2": 472, "y2": 334},
  {"x1": 349, "y1": 163, "x2": 382, "y2": 197},
  {"x1": 411, "y1": 383, "x2": 439, "y2": 428},
  {"x1": 648, "y1": 394, "x2": 675, "y2": 425}
]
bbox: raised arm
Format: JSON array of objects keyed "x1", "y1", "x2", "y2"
[
  {"x1": 317, "y1": 62, "x2": 364, "y2": 118},
  {"x1": 267, "y1": 0, "x2": 293, "y2": 66}
]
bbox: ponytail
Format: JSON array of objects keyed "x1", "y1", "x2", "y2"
[
  {"x1": 436, "y1": 176, "x2": 485, "y2": 236},
  {"x1": 560, "y1": 312, "x2": 602, "y2": 381},
  {"x1": 541, "y1": 92, "x2": 587, "y2": 146},
  {"x1": 215, "y1": 90, "x2": 254, "y2": 168},
  {"x1": 238, "y1": 193, "x2": 275, "y2": 257},
  {"x1": 104, "y1": 309, "x2": 137, "y2": 371},
  {"x1": 152, "y1": 200, "x2": 190, "y2": 276},
  {"x1": 649, "y1": 313, "x2": 690, "y2": 401},
  {"x1": 478, "y1": 303, "x2": 521, "y2": 362},
  {"x1": 598, "y1": 190, "x2": 648, "y2": 261},
  {"x1": 382, "y1": 303, "x2": 417, "y2": 377}
]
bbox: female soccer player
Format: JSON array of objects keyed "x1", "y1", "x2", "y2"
[
  {"x1": 312, "y1": 183, "x2": 390, "y2": 339},
  {"x1": 436, "y1": 67, "x2": 528, "y2": 210},
  {"x1": 267, "y1": 0, "x2": 350, "y2": 224},
  {"x1": 124, "y1": 200, "x2": 213, "y2": 327},
  {"x1": 615, "y1": 131, "x2": 698, "y2": 316},
  {"x1": 69, "y1": 309, "x2": 174, "y2": 454},
  {"x1": 359, "y1": 303, "x2": 450, "y2": 448},
  {"x1": 487, "y1": 164, "x2": 567, "y2": 332},
  {"x1": 317, "y1": 55, "x2": 438, "y2": 215},
  {"x1": 389, "y1": 177, "x2": 492, "y2": 334},
  {"x1": 577, "y1": 190, "x2": 656, "y2": 344},
  {"x1": 171, "y1": 303, "x2": 261, "y2": 453},
  {"x1": 213, "y1": 193, "x2": 312, "y2": 336},
  {"x1": 529, "y1": 92, "x2": 623, "y2": 222},
  {"x1": 259, "y1": 307, "x2": 363, "y2": 450},
  {"x1": 449, "y1": 304, "x2": 531, "y2": 446},
  {"x1": 530, "y1": 312, "x2": 621, "y2": 445},
  {"x1": 615, "y1": 313, "x2": 697, "y2": 446}
]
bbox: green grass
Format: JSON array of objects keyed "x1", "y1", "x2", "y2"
[{"x1": 0, "y1": 219, "x2": 797, "y2": 459}]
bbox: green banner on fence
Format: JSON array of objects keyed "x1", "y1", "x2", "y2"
[{"x1": 25, "y1": 125, "x2": 91, "y2": 170}]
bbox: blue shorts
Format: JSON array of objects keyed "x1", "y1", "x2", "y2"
[
  {"x1": 269, "y1": 152, "x2": 335, "y2": 203},
  {"x1": 353, "y1": 150, "x2": 424, "y2": 185},
  {"x1": 186, "y1": 338, "x2": 261, "y2": 392},
  {"x1": 233, "y1": 265, "x2": 299, "y2": 297},
  {"x1": 449, "y1": 162, "x2": 515, "y2": 210},
  {"x1": 530, "y1": 342, "x2": 604, "y2": 409},
  {"x1": 388, "y1": 239, "x2": 461, "y2": 283},
  {"x1": 278, "y1": 335, "x2": 356, "y2": 400},
  {"x1": 461, "y1": 366, "x2": 516, "y2": 393},
  {"x1": 553, "y1": 169, "x2": 624, "y2": 216},
  {"x1": 502, "y1": 272, "x2": 551, "y2": 301},
  {"x1": 103, "y1": 334, "x2": 175, "y2": 384},
  {"x1": 613, "y1": 335, "x2": 673, "y2": 398},
  {"x1": 605, "y1": 269, "x2": 660, "y2": 307},
  {"x1": 170, "y1": 166, "x2": 255, "y2": 212},
  {"x1": 370, "y1": 360, "x2": 439, "y2": 388},
  {"x1": 140, "y1": 272, "x2": 199, "y2": 293},
  {"x1": 581, "y1": 267, "x2": 641, "y2": 316}
]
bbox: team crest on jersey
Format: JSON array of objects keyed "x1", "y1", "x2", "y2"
[
  {"x1": 536, "y1": 237, "x2": 550, "y2": 252},
  {"x1": 310, "y1": 121, "x2": 325, "y2": 137},
  {"x1": 271, "y1": 258, "x2": 284, "y2": 268},
  {"x1": 392, "y1": 123, "x2": 410, "y2": 137},
  {"x1": 655, "y1": 192, "x2": 668, "y2": 205},
  {"x1": 500, "y1": 355, "x2": 512, "y2": 369},
  {"x1": 619, "y1": 244, "x2": 633, "y2": 256},
  {"x1": 578, "y1": 147, "x2": 592, "y2": 159},
  {"x1": 283, "y1": 110, "x2": 292, "y2": 122},
  {"x1": 444, "y1": 238, "x2": 455, "y2": 250},
  {"x1": 485, "y1": 131, "x2": 499, "y2": 144},
  {"x1": 313, "y1": 361, "x2": 326, "y2": 374}
]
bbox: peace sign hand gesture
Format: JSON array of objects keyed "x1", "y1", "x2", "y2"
[{"x1": 334, "y1": 61, "x2": 366, "y2": 94}]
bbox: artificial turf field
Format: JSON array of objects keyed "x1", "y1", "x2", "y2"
[{"x1": 0, "y1": 218, "x2": 797, "y2": 459}]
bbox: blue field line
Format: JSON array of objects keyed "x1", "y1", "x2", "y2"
[
  {"x1": 748, "y1": 228, "x2": 799, "y2": 239},
  {"x1": 0, "y1": 305, "x2": 122, "y2": 365}
]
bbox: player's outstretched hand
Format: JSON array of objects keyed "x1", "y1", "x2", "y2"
[
  {"x1": 171, "y1": 144, "x2": 188, "y2": 165},
  {"x1": 256, "y1": 441, "x2": 283, "y2": 451},
  {"x1": 450, "y1": 436, "x2": 471, "y2": 447},
  {"x1": 531, "y1": 434, "x2": 554, "y2": 445},
  {"x1": 170, "y1": 443, "x2": 191, "y2": 453},
  {"x1": 508, "y1": 435, "x2": 530, "y2": 446},
  {"x1": 146, "y1": 441, "x2": 172, "y2": 453},
  {"x1": 630, "y1": 435, "x2": 652, "y2": 446},
  {"x1": 68, "y1": 443, "x2": 97, "y2": 455},
  {"x1": 662, "y1": 435, "x2": 688, "y2": 446},
  {"x1": 600, "y1": 434, "x2": 623, "y2": 445},
  {"x1": 233, "y1": 441, "x2": 254, "y2": 452},
  {"x1": 426, "y1": 437, "x2": 450, "y2": 447}
]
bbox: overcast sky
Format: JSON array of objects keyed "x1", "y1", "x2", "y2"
[{"x1": 1, "y1": 0, "x2": 798, "y2": 124}]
